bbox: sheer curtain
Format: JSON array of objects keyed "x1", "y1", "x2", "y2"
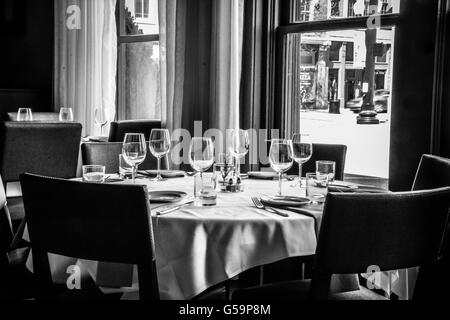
[{"x1": 54, "y1": 0, "x2": 117, "y2": 136}]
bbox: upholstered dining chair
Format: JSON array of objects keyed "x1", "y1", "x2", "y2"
[
  {"x1": 286, "y1": 143, "x2": 347, "y2": 181},
  {"x1": 7, "y1": 112, "x2": 60, "y2": 122},
  {"x1": 20, "y1": 173, "x2": 159, "y2": 300},
  {"x1": 0, "y1": 122, "x2": 82, "y2": 238},
  {"x1": 108, "y1": 120, "x2": 162, "y2": 142},
  {"x1": 410, "y1": 154, "x2": 450, "y2": 300},
  {"x1": 232, "y1": 188, "x2": 450, "y2": 300},
  {"x1": 81, "y1": 142, "x2": 168, "y2": 174}
]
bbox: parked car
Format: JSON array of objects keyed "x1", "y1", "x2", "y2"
[{"x1": 345, "y1": 90, "x2": 390, "y2": 113}]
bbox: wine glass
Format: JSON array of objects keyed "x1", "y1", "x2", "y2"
[
  {"x1": 149, "y1": 129, "x2": 171, "y2": 182},
  {"x1": 59, "y1": 107, "x2": 74, "y2": 122},
  {"x1": 228, "y1": 129, "x2": 250, "y2": 177},
  {"x1": 122, "y1": 133, "x2": 147, "y2": 184},
  {"x1": 189, "y1": 137, "x2": 214, "y2": 195},
  {"x1": 269, "y1": 139, "x2": 294, "y2": 197},
  {"x1": 291, "y1": 134, "x2": 313, "y2": 187},
  {"x1": 95, "y1": 108, "x2": 108, "y2": 136},
  {"x1": 17, "y1": 108, "x2": 33, "y2": 121}
]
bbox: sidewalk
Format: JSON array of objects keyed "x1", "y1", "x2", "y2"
[{"x1": 300, "y1": 109, "x2": 391, "y2": 179}]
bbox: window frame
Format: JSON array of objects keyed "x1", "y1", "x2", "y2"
[
  {"x1": 116, "y1": 0, "x2": 160, "y2": 120},
  {"x1": 273, "y1": 1, "x2": 401, "y2": 137}
]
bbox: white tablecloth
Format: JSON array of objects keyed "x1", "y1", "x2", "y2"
[{"x1": 26, "y1": 176, "x2": 319, "y2": 300}]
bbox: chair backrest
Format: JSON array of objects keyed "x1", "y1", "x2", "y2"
[
  {"x1": 7, "y1": 112, "x2": 60, "y2": 122},
  {"x1": 271, "y1": 143, "x2": 347, "y2": 180},
  {"x1": 412, "y1": 154, "x2": 450, "y2": 191},
  {"x1": 108, "y1": 120, "x2": 162, "y2": 142},
  {"x1": 0, "y1": 122, "x2": 82, "y2": 183},
  {"x1": 81, "y1": 142, "x2": 167, "y2": 174},
  {"x1": 411, "y1": 154, "x2": 450, "y2": 300},
  {"x1": 300, "y1": 144, "x2": 347, "y2": 180},
  {"x1": 310, "y1": 189, "x2": 450, "y2": 299},
  {"x1": 20, "y1": 174, "x2": 159, "y2": 300}
]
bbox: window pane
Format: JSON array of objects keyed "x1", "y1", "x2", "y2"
[
  {"x1": 290, "y1": 0, "x2": 400, "y2": 23},
  {"x1": 124, "y1": 0, "x2": 159, "y2": 35},
  {"x1": 283, "y1": 28, "x2": 395, "y2": 178},
  {"x1": 120, "y1": 41, "x2": 161, "y2": 120}
]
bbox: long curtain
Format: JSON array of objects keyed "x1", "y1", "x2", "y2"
[
  {"x1": 159, "y1": 0, "x2": 243, "y2": 135},
  {"x1": 209, "y1": 0, "x2": 243, "y2": 133},
  {"x1": 54, "y1": 0, "x2": 117, "y2": 136}
]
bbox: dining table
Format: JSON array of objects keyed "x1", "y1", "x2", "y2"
[{"x1": 23, "y1": 173, "x2": 404, "y2": 300}]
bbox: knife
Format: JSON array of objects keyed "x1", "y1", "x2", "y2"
[{"x1": 156, "y1": 199, "x2": 194, "y2": 216}]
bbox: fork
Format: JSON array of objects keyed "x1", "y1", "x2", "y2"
[{"x1": 251, "y1": 197, "x2": 289, "y2": 218}]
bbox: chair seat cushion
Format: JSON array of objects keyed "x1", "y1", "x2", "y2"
[{"x1": 232, "y1": 280, "x2": 387, "y2": 301}]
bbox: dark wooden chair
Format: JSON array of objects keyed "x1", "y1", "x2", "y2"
[
  {"x1": 233, "y1": 188, "x2": 450, "y2": 300},
  {"x1": 81, "y1": 142, "x2": 168, "y2": 174},
  {"x1": 108, "y1": 120, "x2": 161, "y2": 142},
  {"x1": 20, "y1": 173, "x2": 159, "y2": 300},
  {"x1": 7, "y1": 112, "x2": 60, "y2": 122}
]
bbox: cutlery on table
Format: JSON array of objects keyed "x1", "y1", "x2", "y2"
[
  {"x1": 156, "y1": 198, "x2": 195, "y2": 216},
  {"x1": 251, "y1": 197, "x2": 289, "y2": 218}
]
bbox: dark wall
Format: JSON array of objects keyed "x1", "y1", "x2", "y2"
[
  {"x1": 389, "y1": 0, "x2": 439, "y2": 191},
  {"x1": 0, "y1": 0, "x2": 54, "y2": 117},
  {"x1": 439, "y1": 0, "x2": 450, "y2": 158}
]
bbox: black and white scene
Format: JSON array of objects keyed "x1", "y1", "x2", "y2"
[{"x1": 0, "y1": 0, "x2": 450, "y2": 312}]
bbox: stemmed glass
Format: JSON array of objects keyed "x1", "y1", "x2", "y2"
[
  {"x1": 17, "y1": 108, "x2": 33, "y2": 121},
  {"x1": 291, "y1": 134, "x2": 313, "y2": 187},
  {"x1": 122, "y1": 133, "x2": 147, "y2": 184},
  {"x1": 95, "y1": 108, "x2": 108, "y2": 136},
  {"x1": 269, "y1": 139, "x2": 294, "y2": 197},
  {"x1": 229, "y1": 129, "x2": 250, "y2": 177},
  {"x1": 189, "y1": 137, "x2": 214, "y2": 194},
  {"x1": 59, "y1": 107, "x2": 74, "y2": 122},
  {"x1": 149, "y1": 129, "x2": 171, "y2": 182}
]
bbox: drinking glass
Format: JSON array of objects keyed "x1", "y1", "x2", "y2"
[
  {"x1": 316, "y1": 161, "x2": 336, "y2": 183},
  {"x1": 95, "y1": 108, "x2": 108, "y2": 136},
  {"x1": 189, "y1": 137, "x2": 215, "y2": 206},
  {"x1": 17, "y1": 108, "x2": 33, "y2": 121},
  {"x1": 122, "y1": 133, "x2": 147, "y2": 184},
  {"x1": 291, "y1": 134, "x2": 313, "y2": 187},
  {"x1": 149, "y1": 129, "x2": 171, "y2": 182},
  {"x1": 306, "y1": 173, "x2": 329, "y2": 204},
  {"x1": 59, "y1": 107, "x2": 74, "y2": 122},
  {"x1": 228, "y1": 129, "x2": 250, "y2": 177},
  {"x1": 269, "y1": 139, "x2": 294, "y2": 196},
  {"x1": 119, "y1": 154, "x2": 133, "y2": 179},
  {"x1": 82, "y1": 165, "x2": 106, "y2": 183}
]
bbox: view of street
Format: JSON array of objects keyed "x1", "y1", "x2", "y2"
[{"x1": 300, "y1": 109, "x2": 390, "y2": 178}]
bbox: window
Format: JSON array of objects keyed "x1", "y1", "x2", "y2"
[
  {"x1": 117, "y1": 0, "x2": 160, "y2": 121},
  {"x1": 292, "y1": 0, "x2": 399, "y2": 22},
  {"x1": 330, "y1": 0, "x2": 342, "y2": 18},
  {"x1": 276, "y1": 0, "x2": 401, "y2": 179},
  {"x1": 135, "y1": 0, "x2": 149, "y2": 18}
]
